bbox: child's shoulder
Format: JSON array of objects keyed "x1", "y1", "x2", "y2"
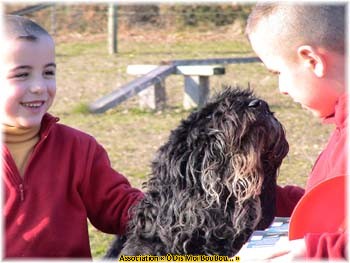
[{"x1": 42, "y1": 113, "x2": 98, "y2": 144}]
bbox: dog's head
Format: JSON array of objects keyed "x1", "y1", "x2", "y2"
[{"x1": 125, "y1": 87, "x2": 289, "y2": 256}]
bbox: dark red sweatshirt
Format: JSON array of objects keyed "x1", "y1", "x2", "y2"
[
  {"x1": 276, "y1": 93, "x2": 347, "y2": 259},
  {"x1": 3, "y1": 113, "x2": 144, "y2": 258}
]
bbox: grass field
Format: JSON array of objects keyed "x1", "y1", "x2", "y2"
[{"x1": 51, "y1": 26, "x2": 332, "y2": 258}]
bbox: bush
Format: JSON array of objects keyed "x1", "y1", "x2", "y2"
[{"x1": 171, "y1": 4, "x2": 253, "y2": 28}]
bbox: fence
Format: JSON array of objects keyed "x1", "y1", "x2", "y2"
[
  {"x1": 5, "y1": 3, "x2": 252, "y2": 46},
  {"x1": 4, "y1": 3, "x2": 258, "y2": 113}
]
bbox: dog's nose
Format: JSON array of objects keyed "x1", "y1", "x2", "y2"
[
  {"x1": 248, "y1": 99, "x2": 261, "y2": 107},
  {"x1": 259, "y1": 100, "x2": 269, "y2": 111},
  {"x1": 248, "y1": 99, "x2": 270, "y2": 112}
]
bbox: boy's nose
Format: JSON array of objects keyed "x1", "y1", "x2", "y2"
[
  {"x1": 278, "y1": 82, "x2": 288, "y2": 95},
  {"x1": 30, "y1": 79, "x2": 47, "y2": 94},
  {"x1": 279, "y1": 88, "x2": 288, "y2": 95}
]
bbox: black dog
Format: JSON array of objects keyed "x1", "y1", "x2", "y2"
[{"x1": 106, "y1": 87, "x2": 289, "y2": 257}]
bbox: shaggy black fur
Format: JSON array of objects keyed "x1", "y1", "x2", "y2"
[{"x1": 105, "y1": 87, "x2": 289, "y2": 257}]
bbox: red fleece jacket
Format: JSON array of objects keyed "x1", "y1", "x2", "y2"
[
  {"x1": 3, "y1": 114, "x2": 144, "y2": 258},
  {"x1": 276, "y1": 93, "x2": 348, "y2": 259}
]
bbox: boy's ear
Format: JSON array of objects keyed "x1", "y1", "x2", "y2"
[{"x1": 297, "y1": 45, "x2": 326, "y2": 77}]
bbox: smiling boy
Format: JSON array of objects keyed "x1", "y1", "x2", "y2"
[
  {"x1": 246, "y1": 3, "x2": 347, "y2": 260},
  {"x1": 3, "y1": 28, "x2": 55, "y2": 128},
  {"x1": 2, "y1": 15, "x2": 143, "y2": 258}
]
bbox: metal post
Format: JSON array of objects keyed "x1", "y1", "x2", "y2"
[
  {"x1": 108, "y1": 3, "x2": 118, "y2": 54},
  {"x1": 183, "y1": 76, "x2": 209, "y2": 110},
  {"x1": 50, "y1": 4, "x2": 56, "y2": 36}
]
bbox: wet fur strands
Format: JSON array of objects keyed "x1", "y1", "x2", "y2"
[{"x1": 106, "y1": 87, "x2": 289, "y2": 257}]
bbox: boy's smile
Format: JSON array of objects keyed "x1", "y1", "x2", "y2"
[{"x1": 2, "y1": 35, "x2": 56, "y2": 128}]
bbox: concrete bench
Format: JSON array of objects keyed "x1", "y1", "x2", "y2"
[{"x1": 127, "y1": 64, "x2": 225, "y2": 110}]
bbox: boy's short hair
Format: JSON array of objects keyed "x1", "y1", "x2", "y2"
[
  {"x1": 4, "y1": 14, "x2": 50, "y2": 41},
  {"x1": 245, "y1": 3, "x2": 345, "y2": 55}
]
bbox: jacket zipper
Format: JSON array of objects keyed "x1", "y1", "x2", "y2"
[
  {"x1": 5, "y1": 134, "x2": 49, "y2": 203},
  {"x1": 17, "y1": 134, "x2": 48, "y2": 202},
  {"x1": 19, "y1": 184, "x2": 24, "y2": 201},
  {"x1": 3, "y1": 150, "x2": 25, "y2": 202},
  {"x1": 4, "y1": 114, "x2": 57, "y2": 204}
]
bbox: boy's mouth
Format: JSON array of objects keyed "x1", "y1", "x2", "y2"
[{"x1": 20, "y1": 101, "x2": 45, "y2": 108}]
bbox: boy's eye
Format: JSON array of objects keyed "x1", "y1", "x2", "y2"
[
  {"x1": 44, "y1": 70, "x2": 55, "y2": 76},
  {"x1": 11, "y1": 72, "x2": 29, "y2": 79},
  {"x1": 269, "y1": 70, "x2": 280, "y2": 75}
]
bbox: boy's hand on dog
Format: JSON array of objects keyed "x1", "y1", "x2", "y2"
[{"x1": 266, "y1": 238, "x2": 306, "y2": 261}]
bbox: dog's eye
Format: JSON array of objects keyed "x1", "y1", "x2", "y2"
[{"x1": 248, "y1": 99, "x2": 261, "y2": 107}]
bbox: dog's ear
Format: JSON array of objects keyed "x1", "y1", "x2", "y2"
[
  {"x1": 129, "y1": 198, "x2": 160, "y2": 239},
  {"x1": 229, "y1": 140, "x2": 264, "y2": 203}
]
